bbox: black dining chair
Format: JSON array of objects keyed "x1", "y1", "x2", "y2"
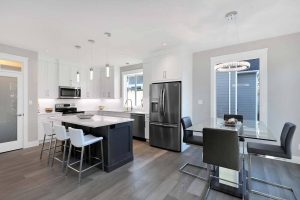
[
  {"x1": 202, "y1": 128, "x2": 244, "y2": 199},
  {"x1": 247, "y1": 122, "x2": 297, "y2": 200},
  {"x1": 224, "y1": 114, "x2": 246, "y2": 169},
  {"x1": 179, "y1": 117, "x2": 207, "y2": 181}
]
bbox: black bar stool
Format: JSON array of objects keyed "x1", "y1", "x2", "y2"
[
  {"x1": 247, "y1": 122, "x2": 297, "y2": 200},
  {"x1": 179, "y1": 117, "x2": 207, "y2": 181}
]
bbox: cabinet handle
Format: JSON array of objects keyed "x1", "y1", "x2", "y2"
[{"x1": 163, "y1": 71, "x2": 167, "y2": 79}]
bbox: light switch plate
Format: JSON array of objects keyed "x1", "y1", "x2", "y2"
[
  {"x1": 298, "y1": 144, "x2": 300, "y2": 150},
  {"x1": 197, "y1": 99, "x2": 203, "y2": 105}
]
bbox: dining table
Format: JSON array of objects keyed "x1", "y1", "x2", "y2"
[{"x1": 186, "y1": 118, "x2": 277, "y2": 198}]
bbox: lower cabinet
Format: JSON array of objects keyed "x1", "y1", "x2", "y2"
[{"x1": 38, "y1": 113, "x2": 62, "y2": 142}]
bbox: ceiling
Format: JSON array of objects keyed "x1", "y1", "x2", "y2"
[{"x1": 0, "y1": 0, "x2": 300, "y2": 67}]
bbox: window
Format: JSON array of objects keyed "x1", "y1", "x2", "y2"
[{"x1": 123, "y1": 70, "x2": 143, "y2": 107}]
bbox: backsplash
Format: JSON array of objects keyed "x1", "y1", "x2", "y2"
[{"x1": 38, "y1": 98, "x2": 123, "y2": 113}]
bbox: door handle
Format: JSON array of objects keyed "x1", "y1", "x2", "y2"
[
  {"x1": 17, "y1": 114, "x2": 24, "y2": 117},
  {"x1": 162, "y1": 88, "x2": 165, "y2": 116}
]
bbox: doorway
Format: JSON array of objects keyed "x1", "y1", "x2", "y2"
[{"x1": 0, "y1": 58, "x2": 24, "y2": 153}]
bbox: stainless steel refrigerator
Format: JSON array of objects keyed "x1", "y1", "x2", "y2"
[{"x1": 149, "y1": 81, "x2": 181, "y2": 152}]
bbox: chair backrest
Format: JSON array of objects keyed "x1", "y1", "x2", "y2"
[
  {"x1": 224, "y1": 114, "x2": 243, "y2": 123},
  {"x1": 203, "y1": 128, "x2": 240, "y2": 171},
  {"x1": 43, "y1": 122, "x2": 53, "y2": 136},
  {"x1": 68, "y1": 127, "x2": 85, "y2": 147},
  {"x1": 53, "y1": 125, "x2": 68, "y2": 141},
  {"x1": 280, "y1": 122, "x2": 296, "y2": 159},
  {"x1": 181, "y1": 117, "x2": 193, "y2": 142}
]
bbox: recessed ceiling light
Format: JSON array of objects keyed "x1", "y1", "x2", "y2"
[{"x1": 162, "y1": 42, "x2": 167, "y2": 46}]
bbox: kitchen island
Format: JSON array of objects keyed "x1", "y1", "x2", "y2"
[{"x1": 50, "y1": 115, "x2": 134, "y2": 172}]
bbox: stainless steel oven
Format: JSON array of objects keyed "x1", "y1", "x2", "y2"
[{"x1": 58, "y1": 86, "x2": 81, "y2": 99}]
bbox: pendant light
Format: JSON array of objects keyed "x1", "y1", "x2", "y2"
[
  {"x1": 215, "y1": 11, "x2": 250, "y2": 72},
  {"x1": 88, "y1": 39, "x2": 95, "y2": 80},
  {"x1": 75, "y1": 45, "x2": 81, "y2": 82},
  {"x1": 104, "y1": 32, "x2": 111, "y2": 78}
]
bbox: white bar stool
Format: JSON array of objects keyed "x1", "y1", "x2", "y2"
[
  {"x1": 51, "y1": 125, "x2": 70, "y2": 170},
  {"x1": 40, "y1": 122, "x2": 56, "y2": 165},
  {"x1": 66, "y1": 127, "x2": 104, "y2": 183}
]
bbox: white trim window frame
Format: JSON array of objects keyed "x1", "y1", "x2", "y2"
[
  {"x1": 210, "y1": 48, "x2": 268, "y2": 124},
  {"x1": 122, "y1": 69, "x2": 143, "y2": 108}
]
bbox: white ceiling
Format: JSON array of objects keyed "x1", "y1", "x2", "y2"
[{"x1": 0, "y1": 0, "x2": 300, "y2": 67}]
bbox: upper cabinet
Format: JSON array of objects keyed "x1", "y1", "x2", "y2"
[
  {"x1": 58, "y1": 62, "x2": 80, "y2": 87},
  {"x1": 100, "y1": 66, "x2": 120, "y2": 99},
  {"x1": 144, "y1": 50, "x2": 183, "y2": 82},
  {"x1": 38, "y1": 59, "x2": 59, "y2": 98},
  {"x1": 38, "y1": 58, "x2": 120, "y2": 99}
]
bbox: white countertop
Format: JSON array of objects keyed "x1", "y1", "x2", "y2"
[
  {"x1": 50, "y1": 115, "x2": 134, "y2": 128},
  {"x1": 38, "y1": 112, "x2": 62, "y2": 116},
  {"x1": 98, "y1": 108, "x2": 149, "y2": 115}
]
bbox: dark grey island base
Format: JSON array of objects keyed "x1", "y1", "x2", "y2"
[{"x1": 62, "y1": 121, "x2": 133, "y2": 172}]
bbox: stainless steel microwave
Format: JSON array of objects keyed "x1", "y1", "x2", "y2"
[{"x1": 58, "y1": 86, "x2": 81, "y2": 99}]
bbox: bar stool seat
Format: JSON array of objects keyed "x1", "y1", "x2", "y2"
[
  {"x1": 247, "y1": 142, "x2": 287, "y2": 158},
  {"x1": 83, "y1": 135, "x2": 102, "y2": 146}
]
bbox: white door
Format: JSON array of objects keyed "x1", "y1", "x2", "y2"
[{"x1": 0, "y1": 71, "x2": 23, "y2": 153}]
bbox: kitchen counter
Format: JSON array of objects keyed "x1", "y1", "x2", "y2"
[
  {"x1": 38, "y1": 112, "x2": 62, "y2": 115},
  {"x1": 51, "y1": 114, "x2": 134, "y2": 172},
  {"x1": 97, "y1": 108, "x2": 149, "y2": 115},
  {"x1": 50, "y1": 115, "x2": 133, "y2": 128}
]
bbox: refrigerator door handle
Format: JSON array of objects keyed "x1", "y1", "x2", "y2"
[
  {"x1": 162, "y1": 88, "x2": 165, "y2": 116},
  {"x1": 150, "y1": 122, "x2": 178, "y2": 128},
  {"x1": 159, "y1": 89, "x2": 163, "y2": 114}
]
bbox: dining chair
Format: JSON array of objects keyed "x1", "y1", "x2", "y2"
[
  {"x1": 40, "y1": 122, "x2": 56, "y2": 165},
  {"x1": 51, "y1": 125, "x2": 70, "y2": 171},
  {"x1": 202, "y1": 128, "x2": 244, "y2": 199},
  {"x1": 179, "y1": 117, "x2": 207, "y2": 181},
  {"x1": 247, "y1": 122, "x2": 297, "y2": 200},
  {"x1": 66, "y1": 127, "x2": 104, "y2": 183}
]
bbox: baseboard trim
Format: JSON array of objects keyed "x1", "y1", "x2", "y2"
[{"x1": 24, "y1": 140, "x2": 39, "y2": 148}]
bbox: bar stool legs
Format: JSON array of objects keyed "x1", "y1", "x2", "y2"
[
  {"x1": 40, "y1": 134, "x2": 46, "y2": 160},
  {"x1": 65, "y1": 140, "x2": 104, "y2": 183},
  {"x1": 78, "y1": 147, "x2": 84, "y2": 183}
]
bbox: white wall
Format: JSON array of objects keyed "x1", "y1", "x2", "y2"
[{"x1": 193, "y1": 32, "x2": 300, "y2": 158}]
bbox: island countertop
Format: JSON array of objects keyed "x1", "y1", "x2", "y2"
[{"x1": 50, "y1": 115, "x2": 134, "y2": 128}]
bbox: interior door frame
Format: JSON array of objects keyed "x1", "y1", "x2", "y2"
[
  {"x1": 0, "y1": 53, "x2": 29, "y2": 150},
  {"x1": 210, "y1": 48, "x2": 268, "y2": 124},
  {"x1": 0, "y1": 71, "x2": 23, "y2": 152}
]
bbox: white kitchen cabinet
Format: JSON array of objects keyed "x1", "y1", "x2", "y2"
[
  {"x1": 38, "y1": 113, "x2": 62, "y2": 142},
  {"x1": 144, "y1": 52, "x2": 182, "y2": 82},
  {"x1": 83, "y1": 67, "x2": 101, "y2": 99},
  {"x1": 58, "y1": 62, "x2": 80, "y2": 87},
  {"x1": 99, "y1": 66, "x2": 120, "y2": 99},
  {"x1": 38, "y1": 59, "x2": 59, "y2": 98}
]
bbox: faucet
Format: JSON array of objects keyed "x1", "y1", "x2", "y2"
[{"x1": 125, "y1": 99, "x2": 133, "y2": 111}]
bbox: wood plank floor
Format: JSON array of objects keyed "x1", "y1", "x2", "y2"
[{"x1": 0, "y1": 140, "x2": 299, "y2": 200}]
